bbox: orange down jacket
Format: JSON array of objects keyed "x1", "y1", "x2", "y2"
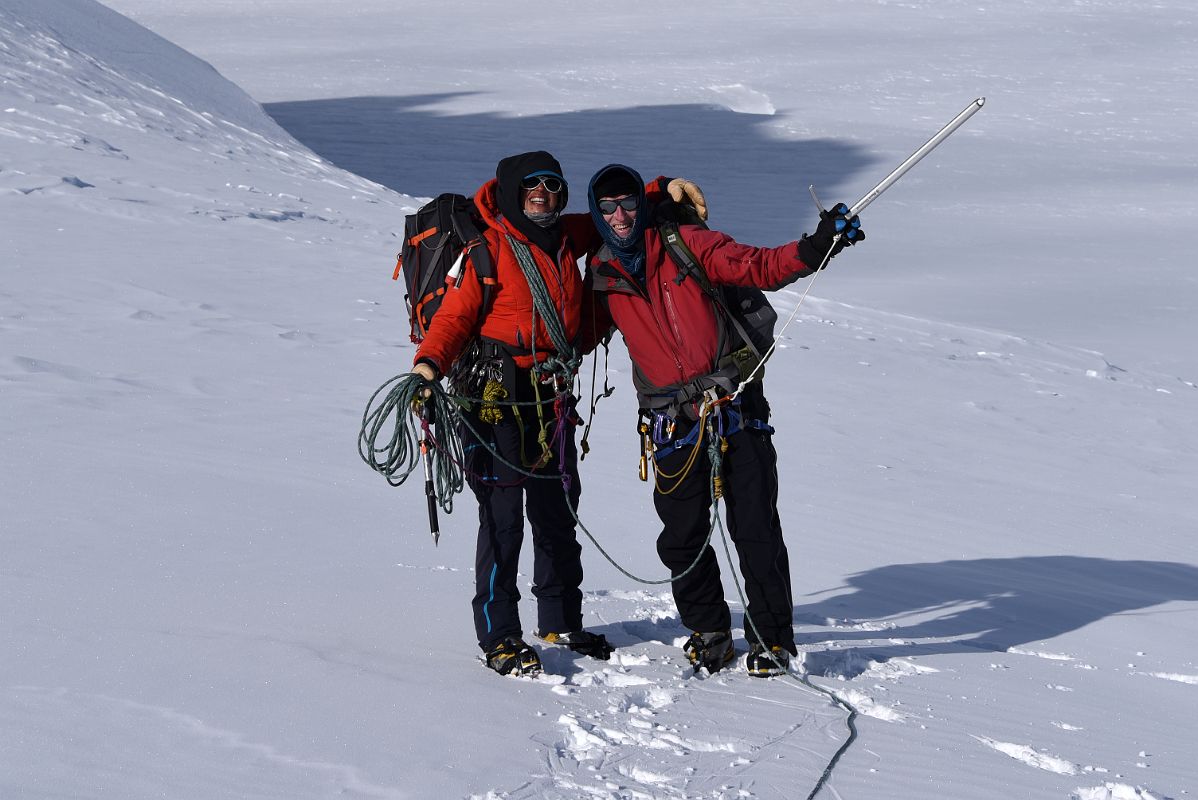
[{"x1": 413, "y1": 178, "x2": 599, "y2": 373}]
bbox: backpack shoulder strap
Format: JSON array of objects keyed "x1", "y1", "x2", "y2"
[
  {"x1": 449, "y1": 203, "x2": 498, "y2": 326},
  {"x1": 659, "y1": 221, "x2": 715, "y2": 294},
  {"x1": 657, "y1": 220, "x2": 764, "y2": 362}
]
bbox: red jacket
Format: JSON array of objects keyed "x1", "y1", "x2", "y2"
[
  {"x1": 414, "y1": 177, "x2": 674, "y2": 375},
  {"x1": 414, "y1": 179, "x2": 599, "y2": 373},
  {"x1": 585, "y1": 224, "x2": 817, "y2": 393}
]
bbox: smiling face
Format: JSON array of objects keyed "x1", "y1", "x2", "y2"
[
  {"x1": 599, "y1": 194, "x2": 639, "y2": 239},
  {"x1": 520, "y1": 177, "x2": 562, "y2": 216}
]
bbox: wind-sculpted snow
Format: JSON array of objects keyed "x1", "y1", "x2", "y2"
[
  {"x1": 4, "y1": 687, "x2": 408, "y2": 799},
  {"x1": 458, "y1": 589, "x2": 853, "y2": 800},
  {"x1": 1072, "y1": 784, "x2": 1164, "y2": 800},
  {"x1": 0, "y1": 0, "x2": 279, "y2": 137},
  {"x1": 2, "y1": 1, "x2": 1197, "y2": 799},
  {"x1": 0, "y1": 0, "x2": 399, "y2": 225}
]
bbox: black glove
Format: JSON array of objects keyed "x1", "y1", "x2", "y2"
[
  {"x1": 798, "y1": 203, "x2": 864, "y2": 269},
  {"x1": 542, "y1": 630, "x2": 613, "y2": 660},
  {"x1": 566, "y1": 632, "x2": 613, "y2": 660}
]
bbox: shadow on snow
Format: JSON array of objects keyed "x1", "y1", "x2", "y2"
[
  {"x1": 264, "y1": 93, "x2": 879, "y2": 245},
  {"x1": 794, "y1": 555, "x2": 1198, "y2": 678},
  {"x1": 268, "y1": 97, "x2": 1170, "y2": 679}
]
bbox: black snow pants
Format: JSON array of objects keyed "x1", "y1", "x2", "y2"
[
  {"x1": 462, "y1": 383, "x2": 583, "y2": 652},
  {"x1": 651, "y1": 390, "x2": 796, "y2": 654}
]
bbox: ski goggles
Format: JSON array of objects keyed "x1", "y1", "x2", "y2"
[
  {"x1": 596, "y1": 196, "x2": 639, "y2": 215},
  {"x1": 519, "y1": 173, "x2": 565, "y2": 193}
]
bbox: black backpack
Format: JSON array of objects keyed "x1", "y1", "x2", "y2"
[
  {"x1": 652, "y1": 201, "x2": 778, "y2": 374},
  {"x1": 393, "y1": 193, "x2": 495, "y2": 343}
]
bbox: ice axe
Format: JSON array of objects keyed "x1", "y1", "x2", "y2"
[{"x1": 417, "y1": 402, "x2": 440, "y2": 545}]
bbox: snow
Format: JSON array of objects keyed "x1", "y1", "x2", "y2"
[{"x1": 2, "y1": 1, "x2": 1195, "y2": 799}]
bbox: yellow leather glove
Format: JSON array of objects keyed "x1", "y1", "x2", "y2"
[
  {"x1": 666, "y1": 178, "x2": 708, "y2": 221},
  {"x1": 411, "y1": 361, "x2": 439, "y2": 404}
]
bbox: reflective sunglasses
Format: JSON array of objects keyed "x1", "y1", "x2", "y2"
[
  {"x1": 519, "y1": 174, "x2": 564, "y2": 193},
  {"x1": 596, "y1": 196, "x2": 639, "y2": 215}
]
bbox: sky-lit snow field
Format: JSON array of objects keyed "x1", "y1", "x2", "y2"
[{"x1": 3, "y1": 1, "x2": 1196, "y2": 798}]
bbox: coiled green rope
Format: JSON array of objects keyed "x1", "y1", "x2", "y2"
[
  {"x1": 358, "y1": 372, "x2": 719, "y2": 585},
  {"x1": 357, "y1": 374, "x2": 466, "y2": 512}
]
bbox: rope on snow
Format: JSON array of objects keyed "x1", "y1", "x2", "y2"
[{"x1": 358, "y1": 377, "x2": 858, "y2": 799}]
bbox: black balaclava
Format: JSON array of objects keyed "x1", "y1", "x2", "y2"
[
  {"x1": 495, "y1": 151, "x2": 567, "y2": 255},
  {"x1": 588, "y1": 164, "x2": 648, "y2": 280}
]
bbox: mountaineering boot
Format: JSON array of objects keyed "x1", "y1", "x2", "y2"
[
  {"x1": 745, "y1": 642, "x2": 791, "y2": 678},
  {"x1": 484, "y1": 636, "x2": 542, "y2": 677},
  {"x1": 682, "y1": 630, "x2": 735, "y2": 674},
  {"x1": 537, "y1": 630, "x2": 614, "y2": 660}
]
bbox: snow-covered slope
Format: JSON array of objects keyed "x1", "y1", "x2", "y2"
[
  {"x1": 2, "y1": 2, "x2": 1196, "y2": 799},
  {"x1": 2, "y1": 4, "x2": 415, "y2": 795},
  {"x1": 2, "y1": 0, "x2": 285, "y2": 135}
]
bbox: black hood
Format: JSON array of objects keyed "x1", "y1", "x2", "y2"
[
  {"x1": 588, "y1": 163, "x2": 648, "y2": 280},
  {"x1": 495, "y1": 150, "x2": 567, "y2": 255}
]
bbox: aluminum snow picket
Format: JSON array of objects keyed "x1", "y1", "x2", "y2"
[
  {"x1": 811, "y1": 97, "x2": 986, "y2": 222},
  {"x1": 739, "y1": 97, "x2": 986, "y2": 396},
  {"x1": 851, "y1": 97, "x2": 985, "y2": 216}
]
